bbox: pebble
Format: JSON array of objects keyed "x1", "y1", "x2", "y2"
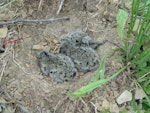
[
  {"x1": 116, "y1": 90, "x2": 132, "y2": 104},
  {"x1": 102, "y1": 99, "x2": 110, "y2": 109},
  {"x1": 52, "y1": 39, "x2": 59, "y2": 44},
  {"x1": 135, "y1": 88, "x2": 146, "y2": 100},
  {"x1": 32, "y1": 44, "x2": 45, "y2": 50},
  {"x1": 32, "y1": 42, "x2": 47, "y2": 50},
  {"x1": 102, "y1": 18, "x2": 106, "y2": 22},
  {"x1": 110, "y1": 103, "x2": 119, "y2": 113},
  {"x1": 0, "y1": 27, "x2": 8, "y2": 38}
]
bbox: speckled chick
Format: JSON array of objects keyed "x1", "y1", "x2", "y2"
[
  {"x1": 60, "y1": 30, "x2": 105, "y2": 49},
  {"x1": 59, "y1": 40, "x2": 100, "y2": 72},
  {"x1": 37, "y1": 51, "x2": 77, "y2": 82}
]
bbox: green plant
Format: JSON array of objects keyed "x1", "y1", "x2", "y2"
[
  {"x1": 117, "y1": 0, "x2": 150, "y2": 111},
  {"x1": 69, "y1": 0, "x2": 150, "y2": 112}
]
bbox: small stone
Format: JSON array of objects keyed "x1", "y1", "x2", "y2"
[
  {"x1": 110, "y1": 103, "x2": 119, "y2": 113},
  {"x1": 103, "y1": 11, "x2": 109, "y2": 16},
  {"x1": 102, "y1": 18, "x2": 106, "y2": 22},
  {"x1": 32, "y1": 45, "x2": 45, "y2": 50},
  {"x1": 116, "y1": 90, "x2": 132, "y2": 104},
  {"x1": 52, "y1": 39, "x2": 59, "y2": 44},
  {"x1": 0, "y1": 27, "x2": 8, "y2": 38},
  {"x1": 135, "y1": 88, "x2": 146, "y2": 100},
  {"x1": 102, "y1": 99, "x2": 110, "y2": 109},
  {"x1": 78, "y1": 72, "x2": 84, "y2": 76},
  {"x1": 32, "y1": 42, "x2": 47, "y2": 50}
]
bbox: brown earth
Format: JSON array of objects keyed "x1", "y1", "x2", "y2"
[{"x1": 0, "y1": 0, "x2": 134, "y2": 113}]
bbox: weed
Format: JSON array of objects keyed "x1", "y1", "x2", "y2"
[
  {"x1": 69, "y1": 0, "x2": 150, "y2": 112},
  {"x1": 117, "y1": 0, "x2": 150, "y2": 111}
]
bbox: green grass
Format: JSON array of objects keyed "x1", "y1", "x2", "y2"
[
  {"x1": 117, "y1": 0, "x2": 150, "y2": 111},
  {"x1": 69, "y1": 0, "x2": 150, "y2": 112}
]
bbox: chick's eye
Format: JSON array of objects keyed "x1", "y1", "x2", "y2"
[
  {"x1": 76, "y1": 40, "x2": 79, "y2": 43},
  {"x1": 86, "y1": 62, "x2": 89, "y2": 65},
  {"x1": 71, "y1": 72, "x2": 76, "y2": 78}
]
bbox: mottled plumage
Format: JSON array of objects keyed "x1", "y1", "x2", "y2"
[
  {"x1": 37, "y1": 51, "x2": 77, "y2": 82},
  {"x1": 59, "y1": 31, "x2": 100, "y2": 72}
]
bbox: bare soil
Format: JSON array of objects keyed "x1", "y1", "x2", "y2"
[{"x1": 0, "y1": 0, "x2": 134, "y2": 113}]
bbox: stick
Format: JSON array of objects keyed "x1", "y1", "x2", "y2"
[
  {"x1": 38, "y1": 0, "x2": 44, "y2": 10},
  {"x1": 0, "y1": 16, "x2": 70, "y2": 26},
  {"x1": 0, "y1": 61, "x2": 7, "y2": 82},
  {"x1": 57, "y1": 0, "x2": 65, "y2": 15}
]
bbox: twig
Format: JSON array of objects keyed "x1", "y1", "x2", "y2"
[
  {"x1": 90, "y1": 102, "x2": 98, "y2": 113},
  {"x1": 54, "y1": 100, "x2": 61, "y2": 113},
  {"x1": 0, "y1": 16, "x2": 70, "y2": 26},
  {"x1": 0, "y1": 61, "x2": 7, "y2": 82},
  {"x1": 56, "y1": 0, "x2": 65, "y2": 15},
  {"x1": 138, "y1": 71, "x2": 150, "y2": 80},
  {"x1": 64, "y1": 101, "x2": 70, "y2": 113},
  {"x1": 80, "y1": 98, "x2": 88, "y2": 108},
  {"x1": 38, "y1": 0, "x2": 44, "y2": 10},
  {"x1": 3, "y1": 37, "x2": 24, "y2": 48},
  {"x1": 11, "y1": 48, "x2": 32, "y2": 75}
]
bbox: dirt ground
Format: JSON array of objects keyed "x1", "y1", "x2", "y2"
[{"x1": 0, "y1": 0, "x2": 134, "y2": 113}]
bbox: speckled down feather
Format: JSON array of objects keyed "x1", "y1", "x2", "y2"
[
  {"x1": 59, "y1": 30, "x2": 100, "y2": 72},
  {"x1": 38, "y1": 30, "x2": 103, "y2": 82},
  {"x1": 37, "y1": 51, "x2": 77, "y2": 82}
]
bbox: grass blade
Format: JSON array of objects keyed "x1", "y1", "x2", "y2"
[
  {"x1": 92, "y1": 49, "x2": 116, "y2": 81},
  {"x1": 131, "y1": 99, "x2": 141, "y2": 113},
  {"x1": 68, "y1": 66, "x2": 126, "y2": 98},
  {"x1": 117, "y1": 9, "x2": 128, "y2": 39}
]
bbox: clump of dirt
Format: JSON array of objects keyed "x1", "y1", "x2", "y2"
[{"x1": 0, "y1": 0, "x2": 135, "y2": 112}]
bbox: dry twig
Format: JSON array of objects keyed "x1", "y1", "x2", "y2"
[
  {"x1": 57, "y1": 0, "x2": 65, "y2": 15},
  {"x1": 0, "y1": 47, "x2": 9, "y2": 82},
  {"x1": 11, "y1": 48, "x2": 32, "y2": 75},
  {"x1": 0, "y1": 16, "x2": 70, "y2": 26},
  {"x1": 38, "y1": 0, "x2": 44, "y2": 10},
  {"x1": 0, "y1": 61, "x2": 7, "y2": 82},
  {"x1": 90, "y1": 102, "x2": 98, "y2": 113},
  {"x1": 54, "y1": 100, "x2": 61, "y2": 113}
]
